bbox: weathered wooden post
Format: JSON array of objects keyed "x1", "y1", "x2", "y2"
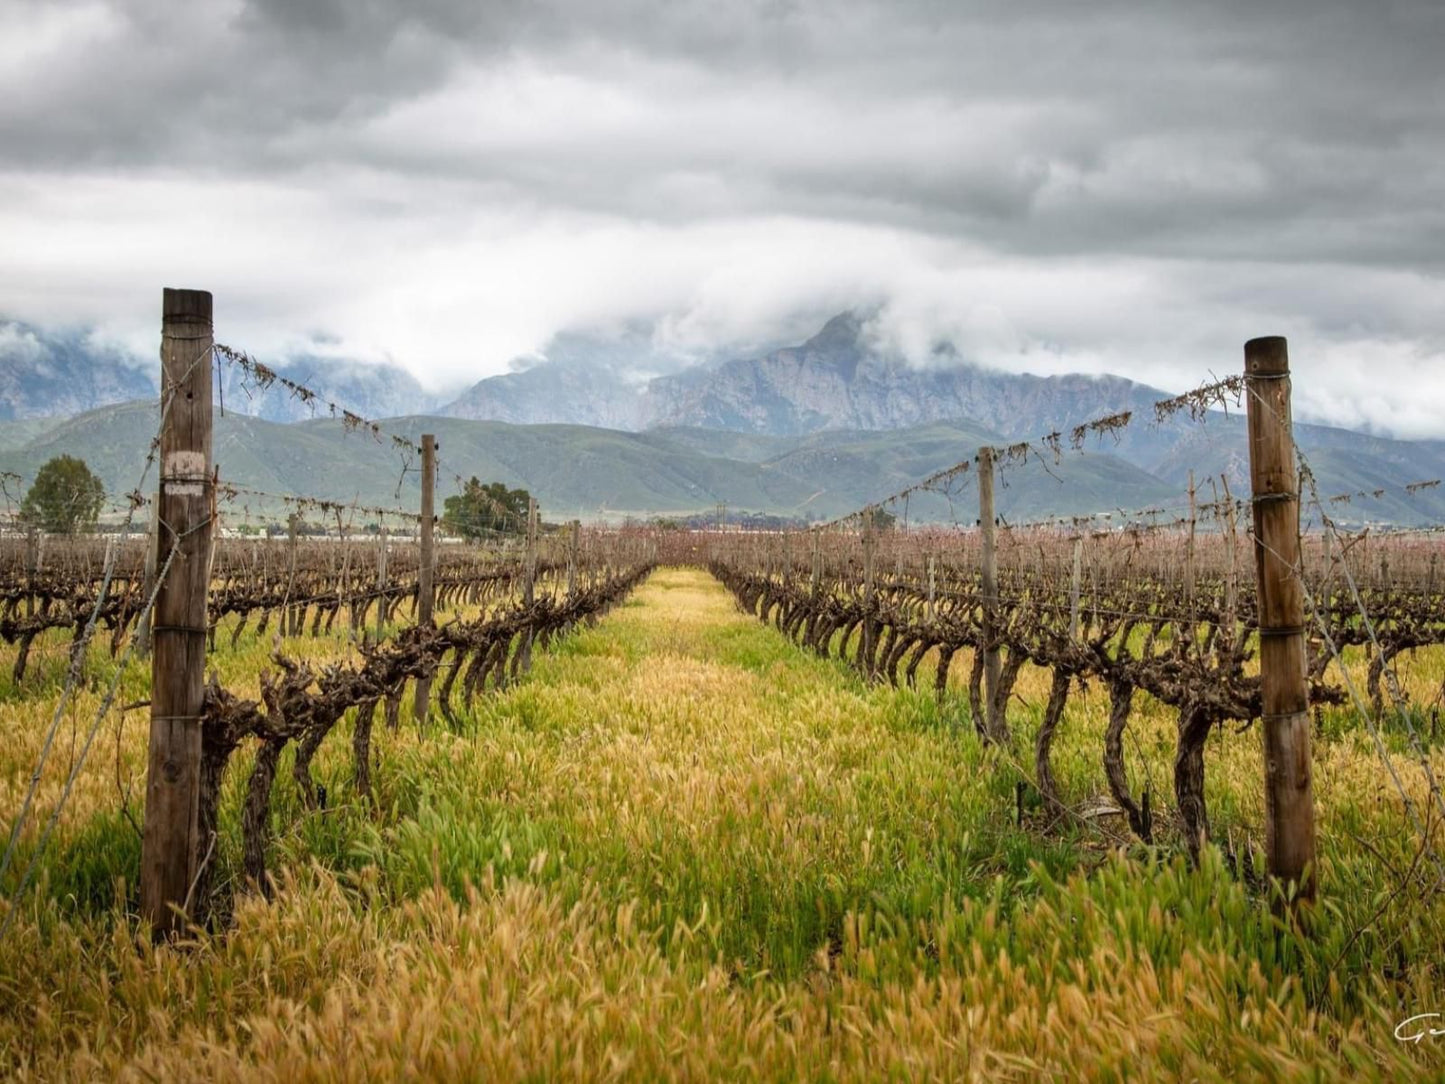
[
  {"x1": 978, "y1": 446, "x2": 1005, "y2": 743},
  {"x1": 567, "y1": 519, "x2": 580, "y2": 597},
  {"x1": 926, "y1": 552, "x2": 936, "y2": 619},
  {"x1": 23, "y1": 527, "x2": 39, "y2": 618},
  {"x1": 284, "y1": 512, "x2": 300, "y2": 636},
  {"x1": 519, "y1": 497, "x2": 539, "y2": 672},
  {"x1": 861, "y1": 512, "x2": 877, "y2": 678},
  {"x1": 1222, "y1": 475, "x2": 1239, "y2": 631},
  {"x1": 337, "y1": 511, "x2": 356, "y2": 639},
  {"x1": 140, "y1": 287, "x2": 215, "y2": 937},
  {"x1": 375, "y1": 526, "x2": 389, "y2": 638},
  {"x1": 1244, "y1": 336, "x2": 1315, "y2": 903},
  {"x1": 1185, "y1": 470, "x2": 1197, "y2": 605},
  {"x1": 412, "y1": 434, "x2": 436, "y2": 725},
  {"x1": 1069, "y1": 534, "x2": 1083, "y2": 641}
]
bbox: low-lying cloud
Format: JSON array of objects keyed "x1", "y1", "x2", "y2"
[{"x1": 1, "y1": 0, "x2": 1442, "y2": 434}]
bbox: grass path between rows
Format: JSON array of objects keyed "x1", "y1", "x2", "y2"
[{"x1": 2, "y1": 568, "x2": 1442, "y2": 1080}]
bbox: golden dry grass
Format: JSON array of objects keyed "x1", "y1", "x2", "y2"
[{"x1": 1, "y1": 568, "x2": 1444, "y2": 1080}]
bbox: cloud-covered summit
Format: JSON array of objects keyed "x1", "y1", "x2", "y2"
[{"x1": 2, "y1": 0, "x2": 1442, "y2": 434}]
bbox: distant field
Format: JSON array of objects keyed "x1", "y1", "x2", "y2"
[{"x1": 6, "y1": 401, "x2": 1445, "y2": 528}]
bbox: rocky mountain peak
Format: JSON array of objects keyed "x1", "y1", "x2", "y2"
[{"x1": 795, "y1": 311, "x2": 869, "y2": 377}]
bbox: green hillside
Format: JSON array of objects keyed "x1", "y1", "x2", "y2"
[
  {"x1": 1149, "y1": 414, "x2": 1445, "y2": 525},
  {"x1": 1, "y1": 401, "x2": 1439, "y2": 527},
  {"x1": 0, "y1": 417, "x2": 60, "y2": 452}
]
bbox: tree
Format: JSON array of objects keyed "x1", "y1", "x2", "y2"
[
  {"x1": 442, "y1": 477, "x2": 531, "y2": 539},
  {"x1": 20, "y1": 455, "x2": 105, "y2": 535},
  {"x1": 863, "y1": 506, "x2": 897, "y2": 532}
]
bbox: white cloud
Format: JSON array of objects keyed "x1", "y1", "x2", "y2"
[{"x1": 0, "y1": 0, "x2": 1442, "y2": 434}]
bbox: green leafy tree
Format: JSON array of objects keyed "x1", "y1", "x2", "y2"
[
  {"x1": 443, "y1": 477, "x2": 531, "y2": 539},
  {"x1": 863, "y1": 506, "x2": 897, "y2": 532},
  {"x1": 20, "y1": 455, "x2": 105, "y2": 535}
]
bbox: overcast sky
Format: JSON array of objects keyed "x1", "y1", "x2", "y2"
[{"x1": 2, "y1": 0, "x2": 1443, "y2": 434}]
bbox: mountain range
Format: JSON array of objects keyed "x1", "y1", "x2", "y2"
[
  {"x1": 2, "y1": 312, "x2": 1442, "y2": 526},
  {"x1": 0, "y1": 320, "x2": 439, "y2": 423}
]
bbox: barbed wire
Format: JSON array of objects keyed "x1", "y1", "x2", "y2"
[
  {"x1": 0, "y1": 338, "x2": 216, "y2": 925},
  {"x1": 822, "y1": 374, "x2": 1250, "y2": 529},
  {"x1": 0, "y1": 537, "x2": 118, "y2": 891},
  {"x1": 213, "y1": 344, "x2": 422, "y2": 453},
  {"x1": 0, "y1": 540, "x2": 185, "y2": 936},
  {"x1": 984, "y1": 475, "x2": 1445, "y2": 537},
  {"x1": 216, "y1": 481, "x2": 425, "y2": 525}
]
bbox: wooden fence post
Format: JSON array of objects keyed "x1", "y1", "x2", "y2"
[
  {"x1": 978, "y1": 446, "x2": 1004, "y2": 743},
  {"x1": 1244, "y1": 336, "x2": 1316, "y2": 903},
  {"x1": 1069, "y1": 535, "x2": 1083, "y2": 642},
  {"x1": 811, "y1": 529, "x2": 823, "y2": 598},
  {"x1": 284, "y1": 512, "x2": 299, "y2": 636},
  {"x1": 140, "y1": 287, "x2": 214, "y2": 937},
  {"x1": 412, "y1": 434, "x2": 436, "y2": 725},
  {"x1": 337, "y1": 511, "x2": 355, "y2": 638},
  {"x1": 375, "y1": 526, "x2": 388, "y2": 639},
  {"x1": 567, "y1": 519, "x2": 579, "y2": 597},
  {"x1": 23, "y1": 528, "x2": 38, "y2": 619},
  {"x1": 861, "y1": 513, "x2": 876, "y2": 678},
  {"x1": 1185, "y1": 470, "x2": 1197, "y2": 605},
  {"x1": 519, "y1": 497, "x2": 538, "y2": 672},
  {"x1": 1222, "y1": 475, "x2": 1239, "y2": 630}
]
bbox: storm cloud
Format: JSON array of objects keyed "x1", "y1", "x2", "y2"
[{"x1": 2, "y1": 0, "x2": 1442, "y2": 433}]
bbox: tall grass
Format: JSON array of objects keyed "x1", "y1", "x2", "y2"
[{"x1": 1, "y1": 569, "x2": 1442, "y2": 1080}]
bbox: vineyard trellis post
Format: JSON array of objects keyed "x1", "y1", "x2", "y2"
[
  {"x1": 1069, "y1": 535, "x2": 1082, "y2": 641},
  {"x1": 978, "y1": 445, "x2": 1004, "y2": 743},
  {"x1": 23, "y1": 528, "x2": 41, "y2": 615},
  {"x1": 1244, "y1": 335, "x2": 1316, "y2": 904},
  {"x1": 375, "y1": 526, "x2": 388, "y2": 638},
  {"x1": 567, "y1": 519, "x2": 580, "y2": 597},
  {"x1": 520, "y1": 496, "x2": 538, "y2": 672},
  {"x1": 284, "y1": 512, "x2": 299, "y2": 636},
  {"x1": 1185, "y1": 470, "x2": 1197, "y2": 604},
  {"x1": 337, "y1": 510, "x2": 355, "y2": 638},
  {"x1": 24, "y1": 528, "x2": 39, "y2": 618},
  {"x1": 862, "y1": 512, "x2": 877, "y2": 678},
  {"x1": 140, "y1": 287, "x2": 215, "y2": 938},
  {"x1": 811, "y1": 528, "x2": 823, "y2": 599},
  {"x1": 412, "y1": 433, "x2": 436, "y2": 725}
]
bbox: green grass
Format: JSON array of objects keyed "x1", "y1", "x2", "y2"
[{"x1": 1, "y1": 569, "x2": 1443, "y2": 1079}]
